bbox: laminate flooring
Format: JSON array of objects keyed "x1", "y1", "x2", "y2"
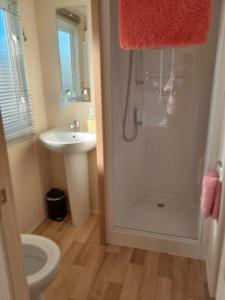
[{"x1": 34, "y1": 216, "x2": 214, "y2": 300}]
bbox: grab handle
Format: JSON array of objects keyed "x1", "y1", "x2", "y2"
[{"x1": 134, "y1": 107, "x2": 143, "y2": 126}]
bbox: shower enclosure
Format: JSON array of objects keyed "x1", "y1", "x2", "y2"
[{"x1": 108, "y1": 0, "x2": 220, "y2": 241}]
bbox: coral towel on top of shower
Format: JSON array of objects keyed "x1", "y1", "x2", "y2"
[{"x1": 120, "y1": 0, "x2": 212, "y2": 49}]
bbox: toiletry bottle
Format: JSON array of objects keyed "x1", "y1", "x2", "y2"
[{"x1": 87, "y1": 107, "x2": 96, "y2": 133}]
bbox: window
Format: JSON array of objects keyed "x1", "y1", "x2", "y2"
[
  {"x1": 0, "y1": 0, "x2": 33, "y2": 141},
  {"x1": 57, "y1": 16, "x2": 82, "y2": 100}
]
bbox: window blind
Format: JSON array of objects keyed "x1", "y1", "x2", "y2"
[
  {"x1": 0, "y1": 0, "x2": 33, "y2": 141},
  {"x1": 57, "y1": 16, "x2": 82, "y2": 101}
]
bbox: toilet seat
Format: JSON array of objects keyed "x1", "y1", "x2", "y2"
[
  {"x1": 22, "y1": 243, "x2": 47, "y2": 276},
  {"x1": 21, "y1": 234, "x2": 60, "y2": 294}
]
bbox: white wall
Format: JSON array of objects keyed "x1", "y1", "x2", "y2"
[
  {"x1": 6, "y1": 0, "x2": 52, "y2": 233},
  {"x1": 6, "y1": 0, "x2": 99, "y2": 234},
  {"x1": 34, "y1": 0, "x2": 99, "y2": 213}
]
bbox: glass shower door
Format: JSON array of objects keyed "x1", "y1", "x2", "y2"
[{"x1": 110, "y1": 0, "x2": 219, "y2": 240}]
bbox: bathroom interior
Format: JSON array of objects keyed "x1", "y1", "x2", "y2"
[{"x1": 1, "y1": 0, "x2": 225, "y2": 299}]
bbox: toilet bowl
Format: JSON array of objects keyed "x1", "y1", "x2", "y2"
[{"x1": 21, "y1": 234, "x2": 60, "y2": 300}]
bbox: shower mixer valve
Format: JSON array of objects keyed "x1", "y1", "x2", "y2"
[{"x1": 144, "y1": 71, "x2": 149, "y2": 81}]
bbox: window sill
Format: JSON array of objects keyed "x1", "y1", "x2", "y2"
[{"x1": 7, "y1": 133, "x2": 36, "y2": 146}]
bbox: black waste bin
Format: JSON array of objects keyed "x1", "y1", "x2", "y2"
[{"x1": 46, "y1": 189, "x2": 67, "y2": 221}]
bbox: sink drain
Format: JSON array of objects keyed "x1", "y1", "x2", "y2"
[{"x1": 157, "y1": 203, "x2": 165, "y2": 208}]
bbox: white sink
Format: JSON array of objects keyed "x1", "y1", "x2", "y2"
[
  {"x1": 40, "y1": 128, "x2": 96, "y2": 155},
  {"x1": 39, "y1": 127, "x2": 97, "y2": 227}
]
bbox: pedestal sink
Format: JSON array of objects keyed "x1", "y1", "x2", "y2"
[{"x1": 40, "y1": 128, "x2": 96, "y2": 226}]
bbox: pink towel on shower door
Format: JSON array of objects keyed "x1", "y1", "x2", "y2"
[
  {"x1": 120, "y1": 0, "x2": 212, "y2": 49},
  {"x1": 201, "y1": 169, "x2": 221, "y2": 219},
  {"x1": 211, "y1": 180, "x2": 222, "y2": 219}
]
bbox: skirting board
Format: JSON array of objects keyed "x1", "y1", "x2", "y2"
[
  {"x1": 28, "y1": 215, "x2": 46, "y2": 234},
  {"x1": 29, "y1": 209, "x2": 99, "y2": 234},
  {"x1": 91, "y1": 209, "x2": 99, "y2": 216},
  {"x1": 107, "y1": 227, "x2": 207, "y2": 260},
  {"x1": 206, "y1": 258, "x2": 216, "y2": 298}
]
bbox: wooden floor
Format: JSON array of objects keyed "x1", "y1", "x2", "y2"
[{"x1": 34, "y1": 216, "x2": 213, "y2": 300}]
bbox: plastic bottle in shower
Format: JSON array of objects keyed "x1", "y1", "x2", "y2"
[{"x1": 87, "y1": 107, "x2": 96, "y2": 133}]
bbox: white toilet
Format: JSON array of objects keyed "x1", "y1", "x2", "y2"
[{"x1": 21, "y1": 234, "x2": 60, "y2": 300}]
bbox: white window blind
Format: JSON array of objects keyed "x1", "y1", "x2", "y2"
[
  {"x1": 57, "y1": 16, "x2": 82, "y2": 101},
  {"x1": 0, "y1": 0, "x2": 33, "y2": 141}
]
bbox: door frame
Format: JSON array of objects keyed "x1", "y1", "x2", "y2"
[
  {"x1": 1, "y1": 0, "x2": 225, "y2": 297},
  {"x1": 98, "y1": 0, "x2": 225, "y2": 275},
  {"x1": 90, "y1": 0, "x2": 106, "y2": 243},
  {"x1": 0, "y1": 115, "x2": 29, "y2": 299},
  {"x1": 201, "y1": 0, "x2": 225, "y2": 296}
]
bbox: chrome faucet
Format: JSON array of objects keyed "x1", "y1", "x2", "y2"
[{"x1": 69, "y1": 120, "x2": 80, "y2": 132}]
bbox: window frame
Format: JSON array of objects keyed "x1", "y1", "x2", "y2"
[
  {"x1": 57, "y1": 15, "x2": 82, "y2": 101},
  {"x1": 0, "y1": 4, "x2": 33, "y2": 142}
]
